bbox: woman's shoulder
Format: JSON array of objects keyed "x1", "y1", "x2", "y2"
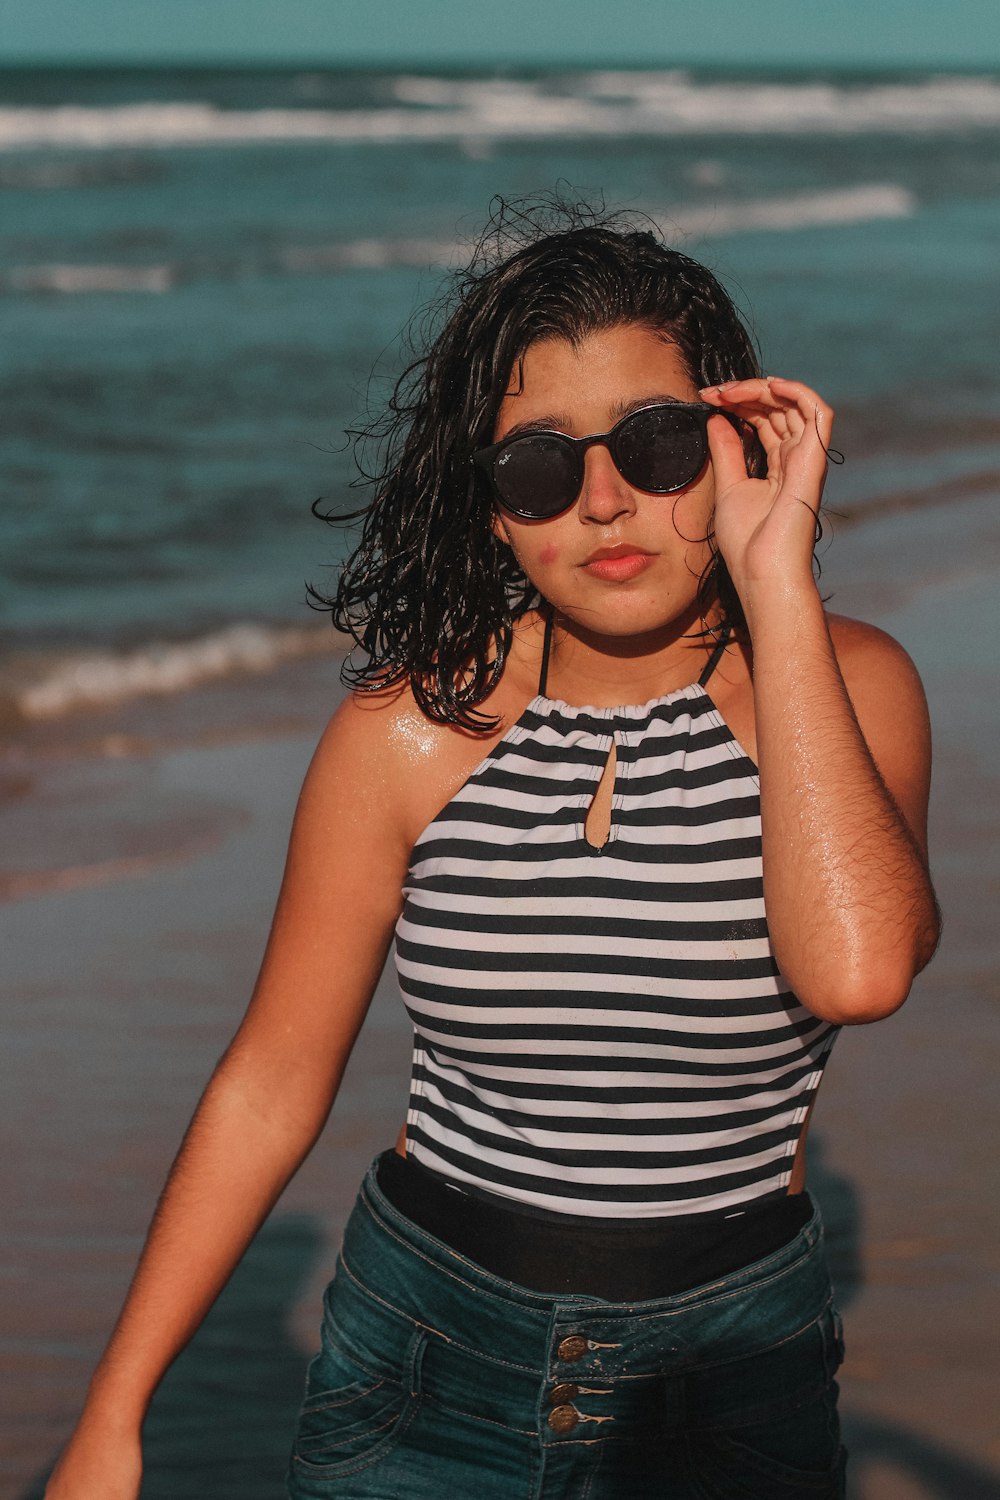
[
  {"x1": 317, "y1": 679, "x2": 463, "y2": 795},
  {"x1": 323, "y1": 615, "x2": 546, "y2": 766},
  {"x1": 826, "y1": 612, "x2": 926, "y2": 698},
  {"x1": 825, "y1": 613, "x2": 931, "y2": 786},
  {"x1": 313, "y1": 675, "x2": 520, "y2": 851}
]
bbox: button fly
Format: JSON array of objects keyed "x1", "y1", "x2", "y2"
[
  {"x1": 556, "y1": 1335, "x2": 588, "y2": 1362},
  {"x1": 547, "y1": 1404, "x2": 579, "y2": 1434}
]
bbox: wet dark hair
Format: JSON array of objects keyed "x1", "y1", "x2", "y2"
[{"x1": 310, "y1": 197, "x2": 768, "y2": 731}]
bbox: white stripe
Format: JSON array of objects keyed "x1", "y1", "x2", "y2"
[
  {"x1": 397, "y1": 919, "x2": 775, "y2": 963},
  {"x1": 408, "y1": 1140, "x2": 791, "y2": 1217},
  {"x1": 408, "y1": 853, "x2": 764, "y2": 884},
  {"x1": 412, "y1": 1131, "x2": 793, "y2": 1188},
  {"x1": 411, "y1": 1021, "x2": 814, "y2": 1065},
  {"x1": 416, "y1": 1073, "x2": 808, "y2": 1122},
  {"x1": 403, "y1": 890, "x2": 766, "y2": 922},
  {"x1": 406, "y1": 997, "x2": 799, "y2": 1035},
  {"x1": 416, "y1": 1049, "x2": 830, "y2": 1091},
  {"x1": 418, "y1": 1095, "x2": 790, "y2": 1156},
  {"x1": 398, "y1": 959, "x2": 788, "y2": 1001}
]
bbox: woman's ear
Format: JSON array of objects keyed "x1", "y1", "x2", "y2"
[{"x1": 492, "y1": 509, "x2": 512, "y2": 546}]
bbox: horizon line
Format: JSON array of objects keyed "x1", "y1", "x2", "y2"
[{"x1": 2, "y1": 56, "x2": 999, "y2": 75}]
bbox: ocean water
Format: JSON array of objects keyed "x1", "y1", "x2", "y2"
[{"x1": 1, "y1": 65, "x2": 999, "y2": 724}]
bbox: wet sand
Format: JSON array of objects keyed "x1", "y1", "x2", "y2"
[{"x1": 2, "y1": 495, "x2": 999, "y2": 1499}]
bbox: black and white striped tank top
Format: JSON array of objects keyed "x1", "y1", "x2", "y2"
[{"x1": 395, "y1": 636, "x2": 838, "y2": 1218}]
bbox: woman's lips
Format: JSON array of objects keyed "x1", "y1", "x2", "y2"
[{"x1": 581, "y1": 547, "x2": 654, "y2": 582}]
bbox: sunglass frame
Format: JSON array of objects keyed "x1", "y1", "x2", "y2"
[{"x1": 472, "y1": 402, "x2": 744, "y2": 520}]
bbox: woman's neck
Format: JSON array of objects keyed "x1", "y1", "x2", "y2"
[{"x1": 529, "y1": 607, "x2": 724, "y2": 709}]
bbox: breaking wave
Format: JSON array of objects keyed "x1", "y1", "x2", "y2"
[
  {"x1": 3, "y1": 622, "x2": 343, "y2": 722},
  {"x1": 1, "y1": 73, "x2": 999, "y2": 152},
  {"x1": 0, "y1": 184, "x2": 916, "y2": 295}
]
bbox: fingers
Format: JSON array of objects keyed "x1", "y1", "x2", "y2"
[
  {"x1": 701, "y1": 376, "x2": 834, "y2": 447},
  {"x1": 704, "y1": 409, "x2": 754, "y2": 493},
  {"x1": 702, "y1": 376, "x2": 834, "y2": 490}
]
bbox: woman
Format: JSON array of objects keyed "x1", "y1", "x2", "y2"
[{"x1": 47, "y1": 207, "x2": 939, "y2": 1499}]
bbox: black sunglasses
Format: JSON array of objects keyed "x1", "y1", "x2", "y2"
[{"x1": 473, "y1": 401, "x2": 744, "y2": 521}]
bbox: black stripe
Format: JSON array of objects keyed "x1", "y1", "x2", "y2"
[
  {"x1": 414, "y1": 1076, "x2": 805, "y2": 1137},
  {"x1": 407, "y1": 1128, "x2": 792, "y2": 1203},
  {"x1": 397, "y1": 938, "x2": 779, "y2": 982},
  {"x1": 489, "y1": 735, "x2": 608, "y2": 768},
  {"x1": 533, "y1": 695, "x2": 719, "y2": 733},
  {"x1": 616, "y1": 797, "x2": 758, "y2": 829},
  {"x1": 413, "y1": 835, "x2": 762, "y2": 866},
  {"x1": 414, "y1": 1033, "x2": 830, "y2": 1074},
  {"x1": 411, "y1": 1014, "x2": 819, "y2": 1048},
  {"x1": 401, "y1": 972, "x2": 791, "y2": 1020},
  {"x1": 472, "y1": 757, "x2": 752, "y2": 799},
  {"x1": 403, "y1": 908, "x2": 770, "y2": 944},
  {"x1": 411, "y1": 1056, "x2": 820, "y2": 1104},
  {"x1": 408, "y1": 873, "x2": 764, "y2": 903},
  {"x1": 428, "y1": 801, "x2": 582, "y2": 832},
  {"x1": 410, "y1": 1104, "x2": 797, "y2": 1167},
  {"x1": 401, "y1": 975, "x2": 799, "y2": 1020},
  {"x1": 408, "y1": 1117, "x2": 797, "y2": 1172},
  {"x1": 616, "y1": 758, "x2": 756, "y2": 792},
  {"x1": 430, "y1": 796, "x2": 759, "y2": 832}
]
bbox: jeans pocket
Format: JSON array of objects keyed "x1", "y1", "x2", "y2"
[
  {"x1": 289, "y1": 1272, "x2": 424, "y2": 1484},
  {"x1": 691, "y1": 1393, "x2": 846, "y2": 1498},
  {"x1": 686, "y1": 1303, "x2": 846, "y2": 1499}
]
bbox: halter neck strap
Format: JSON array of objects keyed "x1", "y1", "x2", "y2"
[
  {"x1": 697, "y1": 624, "x2": 733, "y2": 688},
  {"x1": 538, "y1": 613, "x2": 731, "y2": 698},
  {"x1": 538, "y1": 610, "x2": 554, "y2": 697}
]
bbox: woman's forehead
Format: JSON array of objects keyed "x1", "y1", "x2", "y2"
[{"x1": 496, "y1": 327, "x2": 697, "y2": 437}]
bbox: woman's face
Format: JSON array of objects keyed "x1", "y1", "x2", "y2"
[
  {"x1": 491, "y1": 324, "x2": 716, "y2": 648},
  {"x1": 491, "y1": 322, "x2": 710, "y2": 651}
]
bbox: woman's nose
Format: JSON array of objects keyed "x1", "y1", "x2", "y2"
[{"x1": 576, "y1": 444, "x2": 637, "y2": 524}]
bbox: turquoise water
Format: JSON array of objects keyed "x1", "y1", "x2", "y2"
[{"x1": 1, "y1": 65, "x2": 998, "y2": 716}]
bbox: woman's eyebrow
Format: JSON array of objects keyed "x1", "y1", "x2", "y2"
[
  {"x1": 499, "y1": 394, "x2": 690, "y2": 443},
  {"x1": 499, "y1": 413, "x2": 570, "y2": 441},
  {"x1": 608, "y1": 393, "x2": 689, "y2": 423}
]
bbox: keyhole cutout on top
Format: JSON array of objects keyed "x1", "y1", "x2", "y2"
[{"x1": 584, "y1": 737, "x2": 617, "y2": 851}]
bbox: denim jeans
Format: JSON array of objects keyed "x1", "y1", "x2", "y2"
[{"x1": 287, "y1": 1159, "x2": 846, "y2": 1499}]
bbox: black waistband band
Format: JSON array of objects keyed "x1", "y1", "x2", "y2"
[{"x1": 375, "y1": 1151, "x2": 813, "y2": 1301}]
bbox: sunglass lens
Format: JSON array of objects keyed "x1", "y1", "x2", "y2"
[
  {"x1": 494, "y1": 434, "x2": 577, "y2": 518},
  {"x1": 615, "y1": 407, "x2": 707, "y2": 494}
]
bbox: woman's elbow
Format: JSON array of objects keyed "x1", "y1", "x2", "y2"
[
  {"x1": 795, "y1": 910, "x2": 942, "y2": 1026},
  {"x1": 809, "y1": 978, "x2": 912, "y2": 1027}
]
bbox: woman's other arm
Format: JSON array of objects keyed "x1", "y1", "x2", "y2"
[
  {"x1": 704, "y1": 377, "x2": 939, "y2": 1024},
  {"x1": 45, "y1": 694, "x2": 414, "y2": 1498}
]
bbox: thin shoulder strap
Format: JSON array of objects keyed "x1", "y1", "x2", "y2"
[
  {"x1": 538, "y1": 610, "x2": 554, "y2": 697},
  {"x1": 697, "y1": 624, "x2": 733, "y2": 688}
]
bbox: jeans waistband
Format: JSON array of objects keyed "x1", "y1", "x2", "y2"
[
  {"x1": 375, "y1": 1148, "x2": 813, "y2": 1300},
  {"x1": 337, "y1": 1155, "x2": 833, "y2": 1382}
]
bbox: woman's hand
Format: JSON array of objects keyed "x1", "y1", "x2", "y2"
[
  {"x1": 43, "y1": 1416, "x2": 142, "y2": 1500},
  {"x1": 700, "y1": 375, "x2": 834, "y2": 613}
]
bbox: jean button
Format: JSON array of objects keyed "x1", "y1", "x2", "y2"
[
  {"x1": 550, "y1": 1382, "x2": 580, "y2": 1404},
  {"x1": 556, "y1": 1335, "x2": 588, "y2": 1362},
  {"x1": 548, "y1": 1404, "x2": 579, "y2": 1434}
]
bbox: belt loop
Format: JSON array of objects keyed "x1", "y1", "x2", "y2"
[{"x1": 405, "y1": 1326, "x2": 428, "y2": 1398}]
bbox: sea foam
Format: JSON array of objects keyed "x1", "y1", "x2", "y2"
[
  {"x1": 1, "y1": 73, "x2": 999, "y2": 152},
  {"x1": 1, "y1": 184, "x2": 916, "y2": 296},
  {"x1": 7, "y1": 623, "x2": 339, "y2": 721}
]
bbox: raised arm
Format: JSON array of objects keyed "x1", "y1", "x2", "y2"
[
  {"x1": 45, "y1": 695, "x2": 414, "y2": 1499},
  {"x1": 703, "y1": 376, "x2": 939, "y2": 1024}
]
